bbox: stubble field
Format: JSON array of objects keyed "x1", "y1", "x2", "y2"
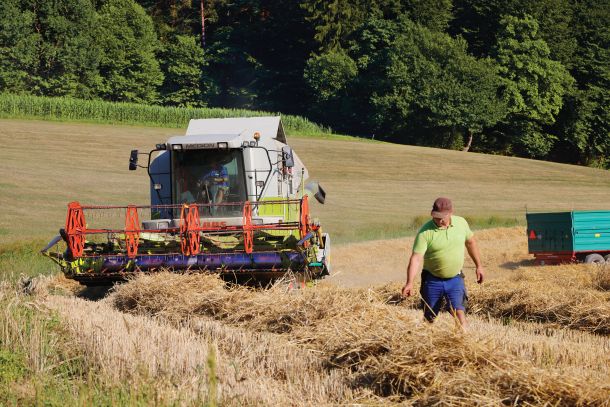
[{"x1": 1, "y1": 119, "x2": 610, "y2": 405}]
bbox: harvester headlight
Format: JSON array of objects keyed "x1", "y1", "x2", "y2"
[
  {"x1": 242, "y1": 141, "x2": 249, "y2": 147},
  {"x1": 249, "y1": 141, "x2": 256, "y2": 147},
  {"x1": 155, "y1": 143, "x2": 167, "y2": 150},
  {"x1": 172, "y1": 144, "x2": 183, "y2": 151},
  {"x1": 153, "y1": 183, "x2": 162, "y2": 190},
  {"x1": 217, "y1": 142, "x2": 228, "y2": 149}
]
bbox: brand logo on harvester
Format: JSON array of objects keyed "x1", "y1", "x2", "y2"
[{"x1": 202, "y1": 221, "x2": 227, "y2": 228}]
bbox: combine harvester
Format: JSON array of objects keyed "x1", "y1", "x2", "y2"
[{"x1": 42, "y1": 117, "x2": 330, "y2": 285}]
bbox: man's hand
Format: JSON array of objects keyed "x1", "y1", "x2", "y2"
[
  {"x1": 476, "y1": 266, "x2": 485, "y2": 284},
  {"x1": 196, "y1": 179, "x2": 210, "y2": 188},
  {"x1": 401, "y1": 283, "x2": 414, "y2": 298},
  {"x1": 402, "y1": 253, "x2": 423, "y2": 299},
  {"x1": 466, "y1": 237, "x2": 484, "y2": 284}
]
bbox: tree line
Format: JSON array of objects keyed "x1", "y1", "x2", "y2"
[{"x1": 0, "y1": 0, "x2": 608, "y2": 167}]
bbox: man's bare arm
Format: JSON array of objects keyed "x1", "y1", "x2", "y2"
[
  {"x1": 465, "y1": 237, "x2": 484, "y2": 283},
  {"x1": 402, "y1": 252, "x2": 423, "y2": 297}
]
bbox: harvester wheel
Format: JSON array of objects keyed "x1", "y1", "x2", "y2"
[
  {"x1": 604, "y1": 254, "x2": 610, "y2": 264},
  {"x1": 584, "y1": 253, "x2": 605, "y2": 264}
]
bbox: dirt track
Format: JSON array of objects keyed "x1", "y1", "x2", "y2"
[{"x1": 327, "y1": 226, "x2": 528, "y2": 288}]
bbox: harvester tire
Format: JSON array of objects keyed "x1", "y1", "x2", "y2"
[
  {"x1": 584, "y1": 253, "x2": 605, "y2": 264},
  {"x1": 604, "y1": 254, "x2": 610, "y2": 264}
]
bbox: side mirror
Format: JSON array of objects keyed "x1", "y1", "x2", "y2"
[
  {"x1": 315, "y1": 184, "x2": 326, "y2": 204},
  {"x1": 282, "y1": 146, "x2": 294, "y2": 168},
  {"x1": 306, "y1": 182, "x2": 326, "y2": 204},
  {"x1": 129, "y1": 150, "x2": 138, "y2": 170}
]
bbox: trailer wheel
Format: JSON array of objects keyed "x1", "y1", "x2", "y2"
[{"x1": 584, "y1": 253, "x2": 605, "y2": 264}]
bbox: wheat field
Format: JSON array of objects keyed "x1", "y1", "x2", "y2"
[
  {"x1": 14, "y1": 234, "x2": 610, "y2": 405},
  {"x1": 1, "y1": 119, "x2": 610, "y2": 405}
]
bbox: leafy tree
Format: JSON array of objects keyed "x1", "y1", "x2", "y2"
[
  {"x1": 303, "y1": 48, "x2": 359, "y2": 131},
  {"x1": 569, "y1": 0, "x2": 610, "y2": 88},
  {"x1": 97, "y1": 0, "x2": 163, "y2": 103},
  {"x1": 451, "y1": 0, "x2": 576, "y2": 67},
  {"x1": 303, "y1": 17, "x2": 507, "y2": 148},
  {"x1": 493, "y1": 15, "x2": 574, "y2": 157},
  {"x1": 0, "y1": 0, "x2": 101, "y2": 97},
  {"x1": 559, "y1": 87, "x2": 610, "y2": 167},
  {"x1": 304, "y1": 50, "x2": 357, "y2": 101},
  {"x1": 159, "y1": 34, "x2": 210, "y2": 106},
  {"x1": 375, "y1": 19, "x2": 506, "y2": 149},
  {"x1": 317, "y1": 16, "x2": 399, "y2": 136},
  {"x1": 522, "y1": 0, "x2": 576, "y2": 69},
  {"x1": 0, "y1": 0, "x2": 38, "y2": 93},
  {"x1": 405, "y1": 0, "x2": 453, "y2": 32},
  {"x1": 302, "y1": 0, "x2": 385, "y2": 51},
  {"x1": 136, "y1": 1, "x2": 218, "y2": 106},
  {"x1": 449, "y1": 0, "x2": 504, "y2": 56},
  {"x1": 135, "y1": 0, "x2": 219, "y2": 48},
  {"x1": 0, "y1": 0, "x2": 606, "y2": 168},
  {"x1": 554, "y1": 0, "x2": 610, "y2": 167},
  {"x1": 302, "y1": 0, "x2": 453, "y2": 52},
  {"x1": 202, "y1": 0, "x2": 316, "y2": 112}
]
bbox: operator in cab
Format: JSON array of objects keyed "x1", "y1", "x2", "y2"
[
  {"x1": 178, "y1": 155, "x2": 230, "y2": 211},
  {"x1": 198, "y1": 158, "x2": 229, "y2": 204}
]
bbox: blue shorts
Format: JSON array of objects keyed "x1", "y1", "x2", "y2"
[{"x1": 420, "y1": 270, "x2": 467, "y2": 322}]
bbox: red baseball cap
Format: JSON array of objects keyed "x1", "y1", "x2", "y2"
[{"x1": 431, "y1": 197, "x2": 453, "y2": 218}]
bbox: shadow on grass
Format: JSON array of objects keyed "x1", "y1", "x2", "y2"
[
  {"x1": 76, "y1": 285, "x2": 114, "y2": 301},
  {"x1": 500, "y1": 259, "x2": 537, "y2": 270}
]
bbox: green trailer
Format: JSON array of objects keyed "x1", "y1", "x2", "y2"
[{"x1": 527, "y1": 211, "x2": 610, "y2": 265}]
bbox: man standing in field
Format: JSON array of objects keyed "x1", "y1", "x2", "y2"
[{"x1": 401, "y1": 197, "x2": 484, "y2": 327}]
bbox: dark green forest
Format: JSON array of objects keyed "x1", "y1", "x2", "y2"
[{"x1": 1, "y1": 0, "x2": 608, "y2": 167}]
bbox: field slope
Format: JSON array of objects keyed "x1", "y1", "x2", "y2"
[{"x1": 1, "y1": 119, "x2": 610, "y2": 245}]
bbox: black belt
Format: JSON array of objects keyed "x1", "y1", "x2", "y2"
[{"x1": 422, "y1": 269, "x2": 464, "y2": 281}]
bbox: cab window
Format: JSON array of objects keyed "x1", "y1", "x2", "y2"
[{"x1": 172, "y1": 149, "x2": 246, "y2": 217}]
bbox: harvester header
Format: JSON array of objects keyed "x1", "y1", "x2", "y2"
[{"x1": 42, "y1": 117, "x2": 330, "y2": 285}]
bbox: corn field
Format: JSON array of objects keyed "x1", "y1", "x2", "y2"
[{"x1": 0, "y1": 93, "x2": 330, "y2": 135}]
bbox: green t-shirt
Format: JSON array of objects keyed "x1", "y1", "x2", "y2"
[{"x1": 412, "y1": 216, "x2": 473, "y2": 278}]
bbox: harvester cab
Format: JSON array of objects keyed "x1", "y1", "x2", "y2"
[{"x1": 42, "y1": 117, "x2": 330, "y2": 286}]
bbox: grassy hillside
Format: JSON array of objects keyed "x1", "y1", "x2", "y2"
[{"x1": 1, "y1": 119, "x2": 610, "y2": 246}]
